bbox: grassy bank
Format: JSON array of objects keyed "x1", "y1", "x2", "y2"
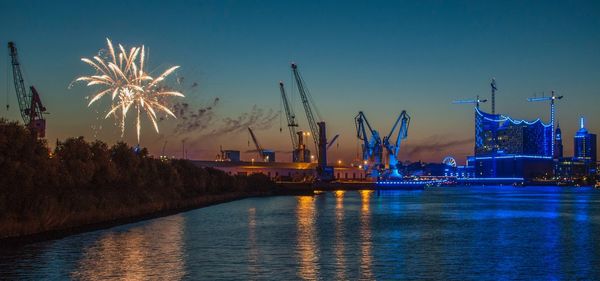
[{"x1": 0, "y1": 119, "x2": 276, "y2": 240}]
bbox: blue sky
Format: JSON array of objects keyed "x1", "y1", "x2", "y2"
[{"x1": 1, "y1": 0, "x2": 599, "y2": 163}]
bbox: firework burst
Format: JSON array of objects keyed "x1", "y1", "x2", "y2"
[{"x1": 77, "y1": 38, "x2": 184, "y2": 143}]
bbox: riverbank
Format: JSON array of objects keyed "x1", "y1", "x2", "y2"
[
  {"x1": 0, "y1": 119, "x2": 277, "y2": 244},
  {"x1": 0, "y1": 191, "x2": 263, "y2": 245}
]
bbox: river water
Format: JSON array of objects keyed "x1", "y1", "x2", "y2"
[{"x1": 1, "y1": 186, "x2": 599, "y2": 280}]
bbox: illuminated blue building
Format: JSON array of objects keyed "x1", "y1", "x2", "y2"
[
  {"x1": 554, "y1": 123, "x2": 563, "y2": 159},
  {"x1": 574, "y1": 117, "x2": 597, "y2": 175},
  {"x1": 472, "y1": 108, "x2": 553, "y2": 180}
]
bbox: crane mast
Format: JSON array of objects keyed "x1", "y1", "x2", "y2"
[
  {"x1": 491, "y1": 78, "x2": 497, "y2": 114},
  {"x1": 8, "y1": 42, "x2": 46, "y2": 137},
  {"x1": 291, "y1": 63, "x2": 320, "y2": 156},
  {"x1": 279, "y1": 82, "x2": 298, "y2": 149}
]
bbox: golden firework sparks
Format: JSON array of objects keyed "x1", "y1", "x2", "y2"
[{"x1": 77, "y1": 38, "x2": 184, "y2": 143}]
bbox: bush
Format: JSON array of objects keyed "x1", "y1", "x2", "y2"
[{"x1": 0, "y1": 119, "x2": 275, "y2": 238}]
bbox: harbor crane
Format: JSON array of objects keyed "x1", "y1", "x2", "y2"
[
  {"x1": 248, "y1": 127, "x2": 275, "y2": 162},
  {"x1": 452, "y1": 95, "x2": 488, "y2": 108},
  {"x1": 291, "y1": 63, "x2": 335, "y2": 180},
  {"x1": 291, "y1": 63, "x2": 321, "y2": 154},
  {"x1": 8, "y1": 42, "x2": 47, "y2": 138},
  {"x1": 355, "y1": 111, "x2": 410, "y2": 179},
  {"x1": 279, "y1": 81, "x2": 299, "y2": 151},
  {"x1": 354, "y1": 111, "x2": 383, "y2": 178},
  {"x1": 527, "y1": 90, "x2": 563, "y2": 157},
  {"x1": 382, "y1": 111, "x2": 410, "y2": 178},
  {"x1": 248, "y1": 127, "x2": 266, "y2": 161}
]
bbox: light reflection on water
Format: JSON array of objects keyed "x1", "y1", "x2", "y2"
[
  {"x1": 296, "y1": 196, "x2": 319, "y2": 280},
  {"x1": 334, "y1": 190, "x2": 346, "y2": 280},
  {"x1": 359, "y1": 190, "x2": 374, "y2": 280},
  {"x1": 71, "y1": 214, "x2": 185, "y2": 281},
  {"x1": 1, "y1": 186, "x2": 600, "y2": 280}
]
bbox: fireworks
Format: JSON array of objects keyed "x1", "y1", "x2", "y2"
[{"x1": 77, "y1": 38, "x2": 184, "y2": 143}]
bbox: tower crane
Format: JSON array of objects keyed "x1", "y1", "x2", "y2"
[
  {"x1": 8, "y1": 42, "x2": 47, "y2": 138},
  {"x1": 527, "y1": 90, "x2": 563, "y2": 125},
  {"x1": 354, "y1": 111, "x2": 383, "y2": 177},
  {"x1": 527, "y1": 90, "x2": 563, "y2": 157},
  {"x1": 452, "y1": 95, "x2": 487, "y2": 156},
  {"x1": 248, "y1": 127, "x2": 267, "y2": 162},
  {"x1": 279, "y1": 81, "x2": 299, "y2": 152},
  {"x1": 452, "y1": 95, "x2": 488, "y2": 108},
  {"x1": 382, "y1": 111, "x2": 410, "y2": 178}
]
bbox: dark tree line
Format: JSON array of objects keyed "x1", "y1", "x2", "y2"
[{"x1": 0, "y1": 119, "x2": 275, "y2": 238}]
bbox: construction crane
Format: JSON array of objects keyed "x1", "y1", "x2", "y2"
[
  {"x1": 354, "y1": 111, "x2": 383, "y2": 178},
  {"x1": 248, "y1": 127, "x2": 267, "y2": 161},
  {"x1": 527, "y1": 90, "x2": 563, "y2": 156},
  {"x1": 382, "y1": 111, "x2": 410, "y2": 178},
  {"x1": 279, "y1": 81, "x2": 299, "y2": 151},
  {"x1": 8, "y1": 42, "x2": 47, "y2": 138},
  {"x1": 527, "y1": 90, "x2": 563, "y2": 126},
  {"x1": 452, "y1": 95, "x2": 488, "y2": 108},
  {"x1": 491, "y1": 78, "x2": 497, "y2": 114}
]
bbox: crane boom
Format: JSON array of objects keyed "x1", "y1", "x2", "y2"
[
  {"x1": 384, "y1": 111, "x2": 410, "y2": 158},
  {"x1": 8, "y1": 42, "x2": 30, "y2": 124},
  {"x1": 248, "y1": 127, "x2": 265, "y2": 160},
  {"x1": 383, "y1": 110, "x2": 410, "y2": 178},
  {"x1": 279, "y1": 82, "x2": 298, "y2": 149},
  {"x1": 291, "y1": 63, "x2": 320, "y2": 155},
  {"x1": 327, "y1": 134, "x2": 339, "y2": 150},
  {"x1": 354, "y1": 111, "x2": 383, "y2": 177},
  {"x1": 452, "y1": 95, "x2": 487, "y2": 108},
  {"x1": 8, "y1": 42, "x2": 46, "y2": 137}
]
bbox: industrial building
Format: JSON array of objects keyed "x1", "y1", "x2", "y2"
[{"x1": 193, "y1": 161, "x2": 365, "y2": 181}]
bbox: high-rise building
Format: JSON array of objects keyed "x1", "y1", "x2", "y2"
[
  {"x1": 574, "y1": 117, "x2": 597, "y2": 175},
  {"x1": 554, "y1": 123, "x2": 563, "y2": 159}
]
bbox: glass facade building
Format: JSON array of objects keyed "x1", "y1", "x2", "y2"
[{"x1": 473, "y1": 108, "x2": 553, "y2": 179}]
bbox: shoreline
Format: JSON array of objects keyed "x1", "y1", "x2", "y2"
[
  {"x1": 4, "y1": 183, "x2": 595, "y2": 246},
  {"x1": 0, "y1": 185, "x2": 319, "y2": 246},
  {"x1": 0, "y1": 192, "x2": 261, "y2": 246}
]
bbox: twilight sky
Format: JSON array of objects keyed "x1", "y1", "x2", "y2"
[{"x1": 1, "y1": 0, "x2": 599, "y2": 164}]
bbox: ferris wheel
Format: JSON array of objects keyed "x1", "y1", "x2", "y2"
[{"x1": 442, "y1": 156, "x2": 457, "y2": 167}]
